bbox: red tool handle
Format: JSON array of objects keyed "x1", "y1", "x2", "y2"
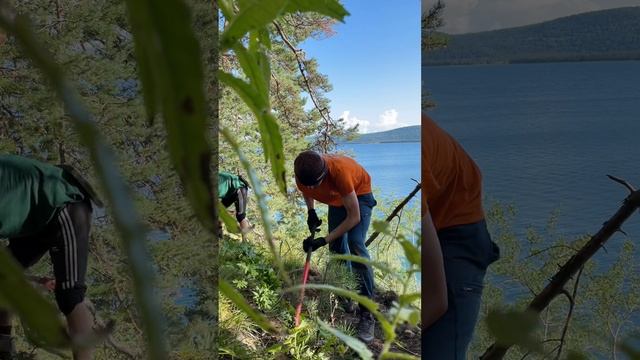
[
  {"x1": 295, "y1": 227, "x2": 317, "y2": 327},
  {"x1": 294, "y1": 250, "x2": 312, "y2": 327}
]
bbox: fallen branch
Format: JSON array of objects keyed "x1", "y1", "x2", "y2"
[
  {"x1": 480, "y1": 176, "x2": 640, "y2": 359},
  {"x1": 366, "y1": 181, "x2": 421, "y2": 247}
]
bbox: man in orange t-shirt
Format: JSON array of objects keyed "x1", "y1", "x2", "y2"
[
  {"x1": 294, "y1": 150, "x2": 377, "y2": 343},
  {"x1": 422, "y1": 113, "x2": 500, "y2": 359}
]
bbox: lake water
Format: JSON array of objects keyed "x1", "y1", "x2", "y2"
[
  {"x1": 341, "y1": 142, "x2": 421, "y2": 201},
  {"x1": 424, "y1": 60, "x2": 640, "y2": 266},
  {"x1": 340, "y1": 142, "x2": 421, "y2": 284},
  {"x1": 340, "y1": 142, "x2": 421, "y2": 242}
]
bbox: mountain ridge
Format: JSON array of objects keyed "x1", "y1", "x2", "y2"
[
  {"x1": 341, "y1": 125, "x2": 420, "y2": 144},
  {"x1": 424, "y1": 7, "x2": 640, "y2": 65}
]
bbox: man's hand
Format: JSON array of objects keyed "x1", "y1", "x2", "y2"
[
  {"x1": 307, "y1": 209, "x2": 322, "y2": 233},
  {"x1": 302, "y1": 235, "x2": 327, "y2": 253}
]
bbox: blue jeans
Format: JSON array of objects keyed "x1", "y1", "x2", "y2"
[
  {"x1": 328, "y1": 193, "x2": 377, "y2": 302},
  {"x1": 423, "y1": 220, "x2": 500, "y2": 359}
]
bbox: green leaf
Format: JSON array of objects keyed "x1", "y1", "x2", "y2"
[
  {"x1": 285, "y1": 283, "x2": 394, "y2": 339},
  {"x1": 218, "y1": 0, "x2": 234, "y2": 20},
  {"x1": 219, "y1": 200, "x2": 240, "y2": 233},
  {"x1": 221, "y1": 0, "x2": 289, "y2": 49},
  {"x1": 372, "y1": 220, "x2": 390, "y2": 234},
  {"x1": 388, "y1": 305, "x2": 420, "y2": 326},
  {"x1": 486, "y1": 308, "x2": 541, "y2": 353},
  {"x1": 398, "y1": 293, "x2": 421, "y2": 305},
  {"x1": 123, "y1": 0, "x2": 158, "y2": 122},
  {"x1": 317, "y1": 319, "x2": 373, "y2": 360},
  {"x1": 221, "y1": 127, "x2": 291, "y2": 286},
  {"x1": 220, "y1": 278, "x2": 280, "y2": 334},
  {"x1": 257, "y1": 28, "x2": 272, "y2": 50},
  {"x1": 258, "y1": 111, "x2": 286, "y2": 194},
  {"x1": 233, "y1": 44, "x2": 270, "y2": 107},
  {"x1": 328, "y1": 254, "x2": 401, "y2": 280},
  {"x1": 218, "y1": 70, "x2": 262, "y2": 113},
  {"x1": 0, "y1": 249, "x2": 69, "y2": 350},
  {"x1": 125, "y1": 0, "x2": 216, "y2": 234},
  {"x1": 0, "y1": 7, "x2": 168, "y2": 359},
  {"x1": 400, "y1": 239, "x2": 421, "y2": 268},
  {"x1": 255, "y1": 43, "x2": 271, "y2": 83},
  {"x1": 284, "y1": 0, "x2": 350, "y2": 22}
]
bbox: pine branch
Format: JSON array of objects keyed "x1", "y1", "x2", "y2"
[{"x1": 273, "y1": 21, "x2": 337, "y2": 152}]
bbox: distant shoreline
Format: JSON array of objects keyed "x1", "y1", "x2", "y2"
[
  {"x1": 340, "y1": 140, "x2": 420, "y2": 145},
  {"x1": 422, "y1": 58, "x2": 640, "y2": 67}
]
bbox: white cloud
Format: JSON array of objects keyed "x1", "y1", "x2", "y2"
[
  {"x1": 340, "y1": 109, "x2": 410, "y2": 134},
  {"x1": 340, "y1": 110, "x2": 371, "y2": 133},
  {"x1": 377, "y1": 109, "x2": 399, "y2": 130}
]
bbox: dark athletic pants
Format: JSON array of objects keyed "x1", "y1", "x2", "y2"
[
  {"x1": 221, "y1": 187, "x2": 249, "y2": 221},
  {"x1": 328, "y1": 193, "x2": 377, "y2": 307},
  {"x1": 423, "y1": 219, "x2": 500, "y2": 359},
  {"x1": 7, "y1": 200, "x2": 92, "y2": 315}
]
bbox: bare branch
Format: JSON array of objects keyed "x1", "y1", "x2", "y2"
[
  {"x1": 608, "y1": 174, "x2": 636, "y2": 193},
  {"x1": 481, "y1": 180, "x2": 640, "y2": 359},
  {"x1": 525, "y1": 245, "x2": 580, "y2": 259},
  {"x1": 366, "y1": 182, "x2": 422, "y2": 247}
]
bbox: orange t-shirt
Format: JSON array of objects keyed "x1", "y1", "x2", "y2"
[
  {"x1": 422, "y1": 113, "x2": 484, "y2": 230},
  {"x1": 297, "y1": 155, "x2": 372, "y2": 207}
]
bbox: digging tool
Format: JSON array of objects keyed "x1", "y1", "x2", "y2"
[{"x1": 294, "y1": 230, "x2": 315, "y2": 327}]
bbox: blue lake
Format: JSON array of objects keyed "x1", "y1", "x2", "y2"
[
  {"x1": 341, "y1": 142, "x2": 421, "y2": 283},
  {"x1": 425, "y1": 60, "x2": 640, "y2": 266},
  {"x1": 341, "y1": 142, "x2": 421, "y2": 202},
  {"x1": 341, "y1": 142, "x2": 421, "y2": 245}
]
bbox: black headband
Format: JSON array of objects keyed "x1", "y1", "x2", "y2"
[{"x1": 299, "y1": 157, "x2": 328, "y2": 186}]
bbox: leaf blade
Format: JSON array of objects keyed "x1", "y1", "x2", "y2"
[
  {"x1": 284, "y1": 0, "x2": 350, "y2": 22},
  {"x1": 317, "y1": 318, "x2": 373, "y2": 360},
  {"x1": 220, "y1": 0, "x2": 289, "y2": 49},
  {"x1": 220, "y1": 278, "x2": 281, "y2": 334}
]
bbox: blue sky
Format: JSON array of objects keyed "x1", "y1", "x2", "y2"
[{"x1": 300, "y1": 0, "x2": 421, "y2": 134}]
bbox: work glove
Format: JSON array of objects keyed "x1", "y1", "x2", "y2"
[
  {"x1": 303, "y1": 235, "x2": 327, "y2": 253},
  {"x1": 307, "y1": 209, "x2": 322, "y2": 233}
]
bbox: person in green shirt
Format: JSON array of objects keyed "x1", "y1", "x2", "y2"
[
  {"x1": 218, "y1": 171, "x2": 251, "y2": 232},
  {"x1": 0, "y1": 155, "x2": 102, "y2": 360}
]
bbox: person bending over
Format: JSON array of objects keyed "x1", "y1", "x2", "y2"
[
  {"x1": 294, "y1": 150, "x2": 377, "y2": 343},
  {"x1": 219, "y1": 171, "x2": 251, "y2": 232},
  {"x1": 0, "y1": 155, "x2": 103, "y2": 360}
]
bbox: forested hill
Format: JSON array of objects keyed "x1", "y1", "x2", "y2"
[
  {"x1": 424, "y1": 7, "x2": 640, "y2": 65},
  {"x1": 343, "y1": 125, "x2": 420, "y2": 144}
]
